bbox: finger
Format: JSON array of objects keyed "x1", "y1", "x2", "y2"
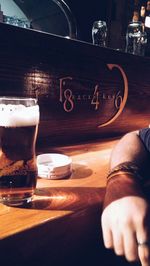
[
  {"x1": 101, "y1": 221, "x2": 113, "y2": 248},
  {"x1": 136, "y1": 227, "x2": 150, "y2": 266},
  {"x1": 112, "y1": 229, "x2": 124, "y2": 256},
  {"x1": 101, "y1": 213, "x2": 114, "y2": 248},
  {"x1": 138, "y1": 244, "x2": 150, "y2": 266},
  {"x1": 123, "y1": 229, "x2": 138, "y2": 262}
]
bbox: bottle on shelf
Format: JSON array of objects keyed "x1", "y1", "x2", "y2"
[
  {"x1": 140, "y1": 6, "x2": 146, "y2": 25},
  {"x1": 132, "y1": 10, "x2": 139, "y2": 22},
  {"x1": 144, "y1": 1, "x2": 150, "y2": 56},
  {"x1": 92, "y1": 20, "x2": 107, "y2": 47},
  {"x1": 146, "y1": 1, "x2": 150, "y2": 14},
  {"x1": 125, "y1": 9, "x2": 147, "y2": 56}
]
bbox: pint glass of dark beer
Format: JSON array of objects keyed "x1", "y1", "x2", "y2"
[{"x1": 0, "y1": 97, "x2": 40, "y2": 206}]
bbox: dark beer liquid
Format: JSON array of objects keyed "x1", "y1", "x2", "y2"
[{"x1": 0, "y1": 125, "x2": 38, "y2": 205}]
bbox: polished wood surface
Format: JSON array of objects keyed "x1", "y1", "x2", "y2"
[
  {"x1": 0, "y1": 137, "x2": 140, "y2": 266},
  {"x1": 0, "y1": 138, "x2": 114, "y2": 266},
  {"x1": 0, "y1": 137, "x2": 113, "y2": 237}
]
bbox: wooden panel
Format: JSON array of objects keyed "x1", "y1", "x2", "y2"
[{"x1": 0, "y1": 23, "x2": 149, "y2": 146}]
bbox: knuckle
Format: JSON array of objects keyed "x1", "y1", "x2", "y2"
[
  {"x1": 135, "y1": 214, "x2": 145, "y2": 225},
  {"x1": 119, "y1": 216, "x2": 131, "y2": 228}
]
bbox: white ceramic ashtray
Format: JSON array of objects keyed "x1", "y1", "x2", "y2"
[{"x1": 37, "y1": 153, "x2": 72, "y2": 180}]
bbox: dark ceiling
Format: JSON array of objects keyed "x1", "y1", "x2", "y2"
[{"x1": 13, "y1": 0, "x2": 107, "y2": 42}]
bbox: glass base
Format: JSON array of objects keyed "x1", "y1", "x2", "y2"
[{"x1": 0, "y1": 196, "x2": 33, "y2": 206}]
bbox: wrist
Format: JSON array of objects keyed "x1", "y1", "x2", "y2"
[
  {"x1": 103, "y1": 171, "x2": 145, "y2": 209},
  {"x1": 107, "y1": 161, "x2": 143, "y2": 183}
]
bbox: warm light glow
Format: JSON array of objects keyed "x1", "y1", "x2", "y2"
[{"x1": 35, "y1": 194, "x2": 68, "y2": 201}]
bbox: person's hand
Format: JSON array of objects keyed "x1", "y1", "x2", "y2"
[{"x1": 101, "y1": 196, "x2": 150, "y2": 266}]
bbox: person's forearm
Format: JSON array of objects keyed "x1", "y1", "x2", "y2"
[
  {"x1": 102, "y1": 131, "x2": 150, "y2": 265},
  {"x1": 103, "y1": 131, "x2": 150, "y2": 209}
]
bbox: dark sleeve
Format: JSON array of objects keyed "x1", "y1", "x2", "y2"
[{"x1": 139, "y1": 128, "x2": 150, "y2": 154}]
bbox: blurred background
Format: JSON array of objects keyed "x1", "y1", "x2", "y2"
[{"x1": 0, "y1": 0, "x2": 149, "y2": 49}]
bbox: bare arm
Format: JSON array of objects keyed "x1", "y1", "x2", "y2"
[
  {"x1": 101, "y1": 131, "x2": 150, "y2": 266},
  {"x1": 103, "y1": 130, "x2": 150, "y2": 208}
]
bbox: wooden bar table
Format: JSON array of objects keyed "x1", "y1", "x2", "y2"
[
  {"x1": 0, "y1": 137, "x2": 121, "y2": 266},
  {"x1": 0, "y1": 23, "x2": 148, "y2": 266}
]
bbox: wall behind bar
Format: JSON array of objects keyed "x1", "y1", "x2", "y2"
[{"x1": 0, "y1": 23, "x2": 150, "y2": 146}]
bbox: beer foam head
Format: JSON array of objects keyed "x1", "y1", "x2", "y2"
[{"x1": 0, "y1": 104, "x2": 39, "y2": 127}]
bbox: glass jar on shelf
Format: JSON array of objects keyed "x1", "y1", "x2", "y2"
[
  {"x1": 125, "y1": 21, "x2": 147, "y2": 56},
  {"x1": 92, "y1": 20, "x2": 107, "y2": 47}
]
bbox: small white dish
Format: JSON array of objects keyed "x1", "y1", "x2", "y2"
[{"x1": 37, "y1": 153, "x2": 72, "y2": 180}]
